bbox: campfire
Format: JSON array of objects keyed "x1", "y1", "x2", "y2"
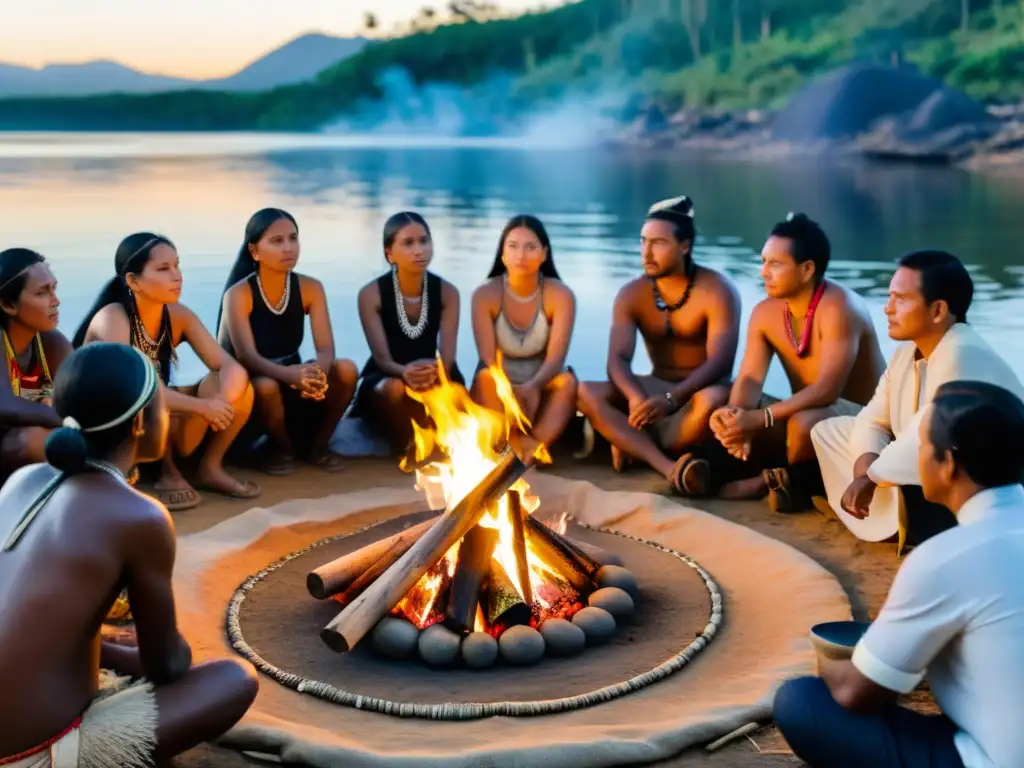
[{"x1": 308, "y1": 363, "x2": 639, "y2": 667}]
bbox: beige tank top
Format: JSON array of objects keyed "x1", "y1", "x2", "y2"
[{"x1": 495, "y1": 281, "x2": 549, "y2": 385}]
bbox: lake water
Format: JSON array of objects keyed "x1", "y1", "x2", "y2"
[{"x1": 2, "y1": 132, "x2": 1022, "y2": 395}]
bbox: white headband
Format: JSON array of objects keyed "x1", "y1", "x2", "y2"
[{"x1": 61, "y1": 346, "x2": 159, "y2": 433}]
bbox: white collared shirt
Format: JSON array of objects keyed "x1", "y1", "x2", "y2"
[
  {"x1": 853, "y1": 484, "x2": 1024, "y2": 768},
  {"x1": 849, "y1": 323, "x2": 1023, "y2": 487}
]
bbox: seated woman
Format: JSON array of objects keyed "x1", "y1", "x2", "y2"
[
  {"x1": 218, "y1": 208, "x2": 358, "y2": 475},
  {"x1": 0, "y1": 248, "x2": 72, "y2": 483},
  {"x1": 74, "y1": 232, "x2": 259, "y2": 510},
  {"x1": 352, "y1": 211, "x2": 463, "y2": 454},
  {"x1": 470, "y1": 215, "x2": 577, "y2": 459}
]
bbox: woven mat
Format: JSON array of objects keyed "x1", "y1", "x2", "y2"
[{"x1": 172, "y1": 473, "x2": 850, "y2": 767}]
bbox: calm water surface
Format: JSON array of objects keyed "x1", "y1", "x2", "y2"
[{"x1": 2, "y1": 132, "x2": 1022, "y2": 395}]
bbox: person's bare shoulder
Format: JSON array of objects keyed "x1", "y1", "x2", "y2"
[
  {"x1": 88, "y1": 303, "x2": 131, "y2": 342},
  {"x1": 694, "y1": 266, "x2": 740, "y2": 311},
  {"x1": 39, "y1": 329, "x2": 72, "y2": 367},
  {"x1": 613, "y1": 276, "x2": 648, "y2": 308},
  {"x1": 224, "y1": 278, "x2": 253, "y2": 309},
  {"x1": 818, "y1": 281, "x2": 866, "y2": 326},
  {"x1": 543, "y1": 277, "x2": 575, "y2": 308},
  {"x1": 748, "y1": 294, "x2": 778, "y2": 329},
  {"x1": 471, "y1": 277, "x2": 500, "y2": 308}
]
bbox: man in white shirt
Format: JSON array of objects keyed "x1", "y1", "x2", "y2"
[
  {"x1": 774, "y1": 380, "x2": 1024, "y2": 768},
  {"x1": 811, "y1": 250, "x2": 1023, "y2": 547}
]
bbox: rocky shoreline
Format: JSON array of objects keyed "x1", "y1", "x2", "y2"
[{"x1": 600, "y1": 65, "x2": 1024, "y2": 173}]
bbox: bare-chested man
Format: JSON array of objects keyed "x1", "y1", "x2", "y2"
[
  {"x1": 681, "y1": 213, "x2": 885, "y2": 512},
  {"x1": 0, "y1": 342, "x2": 257, "y2": 767},
  {"x1": 577, "y1": 195, "x2": 740, "y2": 494}
]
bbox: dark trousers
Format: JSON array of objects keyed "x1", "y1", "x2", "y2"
[
  {"x1": 696, "y1": 418, "x2": 825, "y2": 498},
  {"x1": 774, "y1": 677, "x2": 964, "y2": 768}
]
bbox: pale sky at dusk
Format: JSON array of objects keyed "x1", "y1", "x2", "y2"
[{"x1": 4, "y1": 0, "x2": 545, "y2": 78}]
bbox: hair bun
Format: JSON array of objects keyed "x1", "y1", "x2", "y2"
[
  {"x1": 786, "y1": 212, "x2": 808, "y2": 223},
  {"x1": 44, "y1": 426, "x2": 89, "y2": 474}
]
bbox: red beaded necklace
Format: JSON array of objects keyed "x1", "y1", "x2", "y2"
[{"x1": 784, "y1": 280, "x2": 826, "y2": 357}]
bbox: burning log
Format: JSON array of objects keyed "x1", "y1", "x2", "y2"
[
  {"x1": 306, "y1": 514, "x2": 439, "y2": 600},
  {"x1": 523, "y1": 516, "x2": 600, "y2": 593},
  {"x1": 562, "y1": 536, "x2": 625, "y2": 568},
  {"x1": 482, "y1": 558, "x2": 531, "y2": 632},
  {"x1": 444, "y1": 524, "x2": 499, "y2": 634},
  {"x1": 321, "y1": 447, "x2": 528, "y2": 653},
  {"x1": 507, "y1": 491, "x2": 533, "y2": 606}
]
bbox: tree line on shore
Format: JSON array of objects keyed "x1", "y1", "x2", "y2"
[{"x1": 0, "y1": 0, "x2": 1020, "y2": 132}]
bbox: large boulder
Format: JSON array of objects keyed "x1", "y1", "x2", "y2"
[{"x1": 772, "y1": 63, "x2": 960, "y2": 143}]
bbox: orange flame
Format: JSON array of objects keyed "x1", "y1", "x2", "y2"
[{"x1": 395, "y1": 358, "x2": 568, "y2": 625}]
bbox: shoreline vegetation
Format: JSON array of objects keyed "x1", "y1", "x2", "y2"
[{"x1": 0, "y1": 0, "x2": 1021, "y2": 169}]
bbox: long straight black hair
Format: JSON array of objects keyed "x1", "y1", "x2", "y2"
[
  {"x1": 487, "y1": 214, "x2": 560, "y2": 280},
  {"x1": 216, "y1": 208, "x2": 299, "y2": 336},
  {"x1": 71, "y1": 233, "x2": 176, "y2": 382}
]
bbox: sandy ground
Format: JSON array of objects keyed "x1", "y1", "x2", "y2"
[{"x1": 168, "y1": 456, "x2": 920, "y2": 767}]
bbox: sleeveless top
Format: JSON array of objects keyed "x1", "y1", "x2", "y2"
[
  {"x1": 360, "y1": 271, "x2": 445, "y2": 377},
  {"x1": 494, "y1": 282, "x2": 550, "y2": 385},
  {"x1": 3, "y1": 330, "x2": 53, "y2": 402},
  {"x1": 223, "y1": 272, "x2": 305, "y2": 366}
]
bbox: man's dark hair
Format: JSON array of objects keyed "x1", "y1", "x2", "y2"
[
  {"x1": 929, "y1": 380, "x2": 1024, "y2": 488},
  {"x1": 897, "y1": 249, "x2": 973, "y2": 323},
  {"x1": 769, "y1": 213, "x2": 830, "y2": 280}
]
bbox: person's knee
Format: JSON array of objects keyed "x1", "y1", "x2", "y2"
[
  {"x1": 690, "y1": 385, "x2": 730, "y2": 419},
  {"x1": 773, "y1": 676, "x2": 828, "y2": 744},
  {"x1": 381, "y1": 377, "x2": 407, "y2": 405},
  {"x1": 252, "y1": 376, "x2": 281, "y2": 403},
  {"x1": 332, "y1": 359, "x2": 359, "y2": 388},
  {"x1": 551, "y1": 370, "x2": 578, "y2": 396},
  {"x1": 1, "y1": 427, "x2": 49, "y2": 468},
  {"x1": 209, "y1": 657, "x2": 260, "y2": 711},
  {"x1": 576, "y1": 380, "x2": 606, "y2": 415}
]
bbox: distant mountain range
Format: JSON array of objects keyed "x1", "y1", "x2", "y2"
[{"x1": 0, "y1": 33, "x2": 366, "y2": 98}]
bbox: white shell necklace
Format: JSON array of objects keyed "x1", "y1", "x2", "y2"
[
  {"x1": 392, "y1": 267, "x2": 428, "y2": 339},
  {"x1": 257, "y1": 272, "x2": 290, "y2": 316},
  {"x1": 503, "y1": 274, "x2": 541, "y2": 303}
]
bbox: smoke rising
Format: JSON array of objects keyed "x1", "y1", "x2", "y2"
[{"x1": 319, "y1": 66, "x2": 625, "y2": 148}]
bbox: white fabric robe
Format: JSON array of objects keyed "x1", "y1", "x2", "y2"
[{"x1": 811, "y1": 323, "x2": 1024, "y2": 542}]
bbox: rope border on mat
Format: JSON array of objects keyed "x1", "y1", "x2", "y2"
[{"x1": 225, "y1": 514, "x2": 724, "y2": 720}]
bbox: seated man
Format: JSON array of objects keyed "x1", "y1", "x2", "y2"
[
  {"x1": 774, "y1": 380, "x2": 1024, "y2": 768},
  {"x1": 0, "y1": 343, "x2": 258, "y2": 767},
  {"x1": 812, "y1": 249, "x2": 1024, "y2": 547},
  {"x1": 576, "y1": 195, "x2": 740, "y2": 493},
  {"x1": 680, "y1": 213, "x2": 884, "y2": 511}
]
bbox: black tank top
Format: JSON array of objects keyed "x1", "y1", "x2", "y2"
[
  {"x1": 360, "y1": 270, "x2": 443, "y2": 376},
  {"x1": 224, "y1": 272, "x2": 304, "y2": 364}
]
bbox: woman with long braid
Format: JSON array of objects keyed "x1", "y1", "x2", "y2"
[{"x1": 74, "y1": 233, "x2": 259, "y2": 510}]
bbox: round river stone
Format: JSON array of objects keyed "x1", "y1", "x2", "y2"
[
  {"x1": 418, "y1": 624, "x2": 461, "y2": 666},
  {"x1": 499, "y1": 625, "x2": 546, "y2": 665},
  {"x1": 572, "y1": 606, "x2": 617, "y2": 645},
  {"x1": 596, "y1": 565, "x2": 639, "y2": 599},
  {"x1": 539, "y1": 618, "x2": 585, "y2": 656},
  {"x1": 588, "y1": 587, "x2": 635, "y2": 619},
  {"x1": 370, "y1": 617, "x2": 419, "y2": 659},
  {"x1": 461, "y1": 632, "x2": 499, "y2": 669}
]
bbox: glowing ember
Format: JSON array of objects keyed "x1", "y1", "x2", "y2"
[{"x1": 390, "y1": 359, "x2": 582, "y2": 632}]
